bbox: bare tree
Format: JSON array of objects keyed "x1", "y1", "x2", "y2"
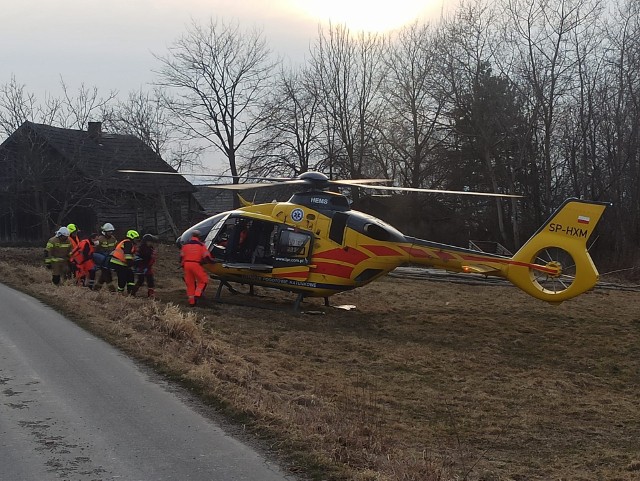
[
  {"x1": 105, "y1": 88, "x2": 204, "y2": 171},
  {"x1": 381, "y1": 21, "x2": 447, "y2": 189},
  {"x1": 154, "y1": 17, "x2": 276, "y2": 182},
  {"x1": 561, "y1": 2, "x2": 608, "y2": 202},
  {"x1": 103, "y1": 88, "x2": 206, "y2": 237},
  {"x1": 0, "y1": 76, "x2": 38, "y2": 138},
  {"x1": 437, "y1": 1, "x2": 528, "y2": 247},
  {"x1": 244, "y1": 66, "x2": 322, "y2": 177},
  {"x1": 593, "y1": 0, "x2": 640, "y2": 260},
  {"x1": 58, "y1": 79, "x2": 117, "y2": 130},
  {"x1": 309, "y1": 23, "x2": 387, "y2": 194},
  {"x1": 500, "y1": 0, "x2": 604, "y2": 216},
  {"x1": 0, "y1": 76, "x2": 62, "y2": 139}
]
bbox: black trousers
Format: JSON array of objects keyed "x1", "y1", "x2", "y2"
[
  {"x1": 112, "y1": 264, "x2": 134, "y2": 293},
  {"x1": 135, "y1": 272, "x2": 155, "y2": 289}
]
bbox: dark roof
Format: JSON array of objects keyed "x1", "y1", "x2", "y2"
[
  {"x1": 7, "y1": 121, "x2": 195, "y2": 194},
  {"x1": 193, "y1": 188, "x2": 235, "y2": 215},
  {"x1": 194, "y1": 184, "x2": 301, "y2": 215}
]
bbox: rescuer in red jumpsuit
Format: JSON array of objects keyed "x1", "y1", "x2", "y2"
[{"x1": 180, "y1": 230, "x2": 214, "y2": 306}]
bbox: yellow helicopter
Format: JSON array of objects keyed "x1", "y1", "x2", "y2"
[{"x1": 121, "y1": 170, "x2": 609, "y2": 309}]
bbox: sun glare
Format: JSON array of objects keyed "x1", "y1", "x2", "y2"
[{"x1": 288, "y1": 0, "x2": 437, "y2": 33}]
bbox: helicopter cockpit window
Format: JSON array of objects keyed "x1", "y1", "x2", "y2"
[
  {"x1": 364, "y1": 223, "x2": 390, "y2": 241},
  {"x1": 363, "y1": 222, "x2": 405, "y2": 242}
]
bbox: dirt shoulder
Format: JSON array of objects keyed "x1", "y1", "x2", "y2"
[{"x1": 2, "y1": 245, "x2": 639, "y2": 480}]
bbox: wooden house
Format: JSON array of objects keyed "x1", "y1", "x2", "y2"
[{"x1": 0, "y1": 121, "x2": 202, "y2": 242}]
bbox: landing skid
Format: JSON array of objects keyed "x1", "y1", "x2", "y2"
[{"x1": 214, "y1": 279, "x2": 330, "y2": 312}]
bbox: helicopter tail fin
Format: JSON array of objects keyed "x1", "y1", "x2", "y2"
[{"x1": 505, "y1": 198, "x2": 609, "y2": 303}]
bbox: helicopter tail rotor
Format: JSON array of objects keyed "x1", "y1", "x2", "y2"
[{"x1": 506, "y1": 199, "x2": 610, "y2": 303}]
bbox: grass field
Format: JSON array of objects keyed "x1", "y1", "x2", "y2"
[{"x1": 2, "y1": 245, "x2": 639, "y2": 480}]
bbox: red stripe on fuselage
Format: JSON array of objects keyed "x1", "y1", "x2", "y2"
[
  {"x1": 311, "y1": 262, "x2": 354, "y2": 279},
  {"x1": 361, "y1": 245, "x2": 403, "y2": 257},
  {"x1": 400, "y1": 246, "x2": 437, "y2": 259},
  {"x1": 436, "y1": 250, "x2": 456, "y2": 261},
  {"x1": 313, "y1": 247, "x2": 370, "y2": 265}
]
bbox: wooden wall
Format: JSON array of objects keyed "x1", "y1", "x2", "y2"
[{"x1": 94, "y1": 191, "x2": 196, "y2": 241}]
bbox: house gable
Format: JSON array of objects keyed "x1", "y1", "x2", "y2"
[{"x1": 0, "y1": 121, "x2": 202, "y2": 241}]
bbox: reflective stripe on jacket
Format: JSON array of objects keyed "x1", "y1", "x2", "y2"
[
  {"x1": 45, "y1": 236, "x2": 71, "y2": 264},
  {"x1": 110, "y1": 239, "x2": 135, "y2": 266},
  {"x1": 95, "y1": 234, "x2": 117, "y2": 253}
]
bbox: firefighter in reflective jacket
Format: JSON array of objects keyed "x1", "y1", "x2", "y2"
[
  {"x1": 45, "y1": 227, "x2": 72, "y2": 285},
  {"x1": 180, "y1": 230, "x2": 213, "y2": 306},
  {"x1": 67, "y1": 223, "x2": 81, "y2": 279},
  {"x1": 95, "y1": 223, "x2": 117, "y2": 289},
  {"x1": 109, "y1": 229, "x2": 140, "y2": 294}
]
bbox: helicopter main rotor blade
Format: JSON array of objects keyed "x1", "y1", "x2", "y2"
[
  {"x1": 207, "y1": 179, "x2": 392, "y2": 190},
  {"x1": 352, "y1": 183, "x2": 522, "y2": 198},
  {"x1": 118, "y1": 169, "x2": 394, "y2": 188},
  {"x1": 117, "y1": 170, "x2": 291, "y2": 182},
  {"x1": 331, "y1": 178, "x2": 393, "y2": 185},
  {"x1": 119, "y1": 169, "x2": 206, "y2": 176},
  {"x1": 203, "y1": 180, "x2": 308, "y2": 190},
  {"x1": 117, "y1": 169, "x2": 518, "y2": 197}
]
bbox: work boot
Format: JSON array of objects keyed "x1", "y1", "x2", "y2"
[
  {"x1": 147, "y1": 288, "x2": 155, "y2": 298},
  {"x1": 130, "y1": 285, "x2": 140, "y2": 296}
]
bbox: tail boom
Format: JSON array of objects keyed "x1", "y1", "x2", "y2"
[{"x1": 405, "y1": 198, "x2": 609, "y2": 303}]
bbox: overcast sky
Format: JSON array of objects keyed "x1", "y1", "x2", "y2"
[{"x1": 2, "y1": 0, "x2": 450, "y2": 99}]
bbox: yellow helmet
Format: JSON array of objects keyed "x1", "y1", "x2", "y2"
[
  {"x1": 126, "y1": 229, "x2": 140, "y2": 240},
  {"x1": 67, "y1": 223, "x2": 77, "y2": 234}
]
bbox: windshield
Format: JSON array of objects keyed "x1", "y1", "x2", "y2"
[
  {"x1": 178, "y1": 213, "x2": 228, "y2": 246},
  {"x1": 204, "y1": 214, "x2": 229, "y2": 247}
]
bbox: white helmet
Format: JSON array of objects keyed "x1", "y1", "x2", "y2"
[
  {"x1": 56, "y1": 226, "x2": 70, "y2": 237},
  {"x1": 101, "y1": 222, "x2": 115, "y2": 233}
]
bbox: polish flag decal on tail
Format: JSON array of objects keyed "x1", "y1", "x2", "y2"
[{"x1": 577, "y1": 215, "x2": 590, "y2": 224}]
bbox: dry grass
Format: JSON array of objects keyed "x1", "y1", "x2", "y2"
[{"x1": 2, "y1": 245, "x2": 640, "y2": 480}]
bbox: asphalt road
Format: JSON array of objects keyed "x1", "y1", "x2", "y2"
[{"x1": 0, "y1": 283, "x2": 295, "y2": 481}]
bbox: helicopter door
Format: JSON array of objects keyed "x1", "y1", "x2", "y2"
[
  {"x1": 211, "y1": 217, "x2": 280, "y2": 271},
  {"x1": 271, "y1": 227, "x2": 313, "y2": 280}
]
